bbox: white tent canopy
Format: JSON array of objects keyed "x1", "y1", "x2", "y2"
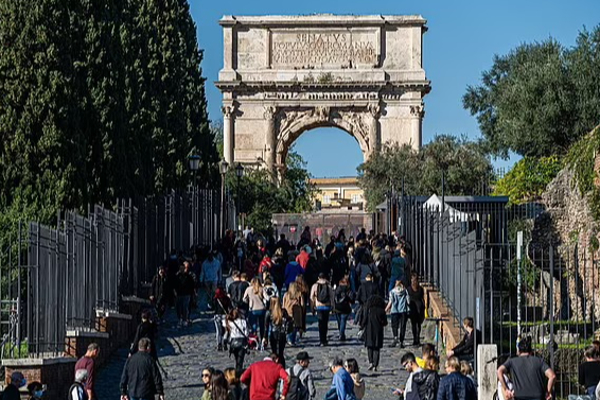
[{"x1": 422, "y1": 194, "x2": 471, "y2": 223}]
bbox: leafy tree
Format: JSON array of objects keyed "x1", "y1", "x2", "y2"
[
  {"x1": 227, "y1": 150, "x2": 317, "y2": 233},
  {"x1": 358, "y1": 135, "x2": 495, "y2": 210},
  {"x1": 493, "y1": 156, "x2": 563, "y2": 205},
  {"x1": 464, "y1": 25, "x2": 600, "y2": 158}
]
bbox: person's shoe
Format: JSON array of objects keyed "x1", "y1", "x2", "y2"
[
  {"x1": 368, "y1": 364, "x2": 374, "y2": 371},
  {"x1": 400, "y1": 342, "x2": 405, "y2": 349},
  {"x1": 340, "y1": 334, "x2": 346, "y2": 342},
  {"x1": 223, "y1": 343, "x2": 228, "y2": 351},
  {"x1": 390, "y1": 338, "x2": 398, "y2": 347},
  {"x1": 217, "y1": 344, "x2": 223, "y2": 351},
  {"x1": 373, "y1": 366, "x2": 378, "y2": 372}
]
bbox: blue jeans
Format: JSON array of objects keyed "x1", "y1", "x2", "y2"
[
  {"x1": 249, "y1": 309, "x2": 266, "y2": 340},
  {"x1": 336, "y1": 313, "x2": 349, "y2": 337},
  {"x1": 287, "y1": 328, "x2": 297, "y2": 344},
  {"x1": 587, "y1": 386, "x2": 597, "y2": 398}
]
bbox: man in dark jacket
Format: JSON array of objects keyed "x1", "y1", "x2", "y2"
[
  {"x1": 447, "y1": 317, "x2": 481, "y2": 362},
  {"x1": 175, "y1": 263, "x2": 196, "y2": 327},
  {"x1": 150, "y1": 266, "x2": 170, "y2": 319},
  {"x1": 3, "y1": 371, "x2": 26, "y2": 400},
  {"x1": 120, "y1": 337, "x2": 164, "y2": 400},
  {"x1": 356, "y1": 273, "x2": 379, "y2": 305},
  {"x1": 437, "y1": 356, "x2": 476, "y2": 400},
  {"x1": 130, "y1": 310, "x2": 158, "y2": 360}
]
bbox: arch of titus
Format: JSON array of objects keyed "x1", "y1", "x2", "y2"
[{"x1": 216, "y1": 15, "x2": 431, "y2": 178}]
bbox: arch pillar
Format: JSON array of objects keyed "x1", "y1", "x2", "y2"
[
  {"x1": 264, "y1": 106, "x2": 277, "y2": 179},
  {"x1": 222, "y1": 104, "x2": 236, "y2": 165},
  {"x1": 368, "y1": 103, "x2": 382, "y2": 158},
  {"x1": 409, "y1": 104, "x2": 425, "y2": 150}
]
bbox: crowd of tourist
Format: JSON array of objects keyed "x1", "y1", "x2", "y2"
[{"x1": 4, "y1": 224, "x2": 586, "y2": 400}]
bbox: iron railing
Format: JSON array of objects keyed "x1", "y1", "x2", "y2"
[{"x1": 0, "y1": 188, "x2": 232, "y2": 358}]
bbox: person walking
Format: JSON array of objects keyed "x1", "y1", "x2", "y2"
[
  {"x1": 393, "y1": 352, "x2": 422, "y2": 400},
  {"x1": 74, "y1": 343, "x2": 100, "y2": 400},
  {"x1": 3, "y1": 371, "x2": 27, "y2": 400},
  {"x1": 226, "y1": 308, "x2": 249, "y2": 374},
  {"x1": 345, "y1": 359, "x2": 366, "y2": 400},
  {"x1": 69, "y1": 370, "x2": 89, "y2": 400},
  {"x1": 286, "y1": 351, "x2": 317, "y2": 400},
  {"x1": 579, "y1": 345, "x2": 600, "y2": 397},
  {"x1": 27, "y1": 381, "x2": 44, "y2": 400},
  {"x1": 310, "y1": 273, "x2": 335, "y2": 346},
  {"x1": 228, "y1": 271, "x2": 250, "y2": 312},
  {"x1": 225, "y1": 367, "x2": 248, "y2": 400},
  {"x1": 333, "y1": 277, "x2": 354, "y2": 342},
  {"x1": 201, "y1": 367, "x2": 216, "y2": 400},
  {"x1": 407, "y1": 272, "x2": 425, "y2": 346},
  {"x1": 130, "y1": 310, "x2": 158, "y2": 360},
  {"x1": 283, "y1": 282, "x2": 304, "y2": 346},
  {"x1": 176, "y1": 263, "x2": 196, "y2": 327},
  {"x1": 214, "y1": 287, "x2": 233, "y2": 351},
  {"x1": 244, "y1": 278, "x2": 267, "y2": 340},
  {"x1": 241, "y1": 353, "x2": 289, "y2": 400},
  {"x1": 389, "y1": 248, "x2": 406, "y2": 292},
  {"x1": 295, "y1": 276, "x2": 310, "y2": 342},
  {"x1": 201, "y1": 252, "x2": 223, "y2": 308},
  {"x1": 362, "y1": 295, "x2": 387, "y2": 371},
  {"x1": 355, "y1": 253, "x2": 377, "y2": 284},
  {"x1": 437, "y1": 356, "x2": 477, "y2": 400},
  {"x1": 285, "y1": 254, "x2": 304, "y2": 289},
  {"x1": 326, "y1": 357, "x2": 355, "y2": 400},
  {"x1": 413, "y1": 356, "x2": 441, "y2": 400},
  {"x1": 150, "y1": 265, "x2": 170, "y2": 320},
  {"x1": 204, "y1": 370, "x2": 230, "y2": 400},
  {"x1": 120, "y1": 338, "x2": 164, "y2": 400},
  {"x1": 497, "y1": 337, "x2": 556, "y2": 400},
  {"x1": 386, "y1": 279, "x2": 410, "y2": 348},
  {"x1": 264, "y1": 297, "x2": 292, "y2": 368}
]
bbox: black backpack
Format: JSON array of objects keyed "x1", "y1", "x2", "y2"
[
  {"x1": 286, "y1": 366, "x2": 308, "y2": 400},
  {"x1": 316, "y1": 283, "x2": 330, "y2": 304}
]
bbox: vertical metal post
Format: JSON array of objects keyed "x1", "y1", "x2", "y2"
[
  {"x1": 16, "y1": 221, "x2": 22, "y2": 357},
  {"x1": 549, "y1": 246, "x2": 555, "y2": 370},
  {"x1": 516, "y1": 231, "x2": 523, "y2": 346}
]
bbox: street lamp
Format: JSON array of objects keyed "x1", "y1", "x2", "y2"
[
  {"x1": 219, "y1": 159, "x2": 229, "y2": 235},
  {"x1": 235, "y1": 163, "x2": 244, "y2": 231}
]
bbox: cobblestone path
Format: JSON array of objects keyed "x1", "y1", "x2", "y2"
[{"x1": 97, "y1": 300, "x2": 437, "y2": 400}]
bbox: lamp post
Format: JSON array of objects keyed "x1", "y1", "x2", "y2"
[
  {"x1": 235, "y1": 163, "x2": 244, "y2": 232},
  {"x1": 219, "y1": 159, "x2": 229, "y2": 236},
  {"x1": 188, "y1": 154, "x2": 200, "y2": 245}
]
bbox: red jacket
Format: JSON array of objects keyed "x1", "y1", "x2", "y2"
[
  {"x1": 296, "y1": 251, "x2": 310, "y2": 270},
  {"x1": 240, "y1": 358, "x2": 289, "y2": 400}
]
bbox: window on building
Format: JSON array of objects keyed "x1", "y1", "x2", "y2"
[
  {"x1": 352, "y1": 194, "x2": 361, "y2": 203},
  {"x1": 323, "y1": 195, "x2": 331, "y2": 204}
]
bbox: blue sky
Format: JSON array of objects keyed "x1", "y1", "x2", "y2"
[{"x1": 191, "y1": 1, "x2": 600, "y2": 178}]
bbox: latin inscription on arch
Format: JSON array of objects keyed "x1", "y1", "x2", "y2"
[{"x1": 270, "y1": 30, "x2": 378, "y2": 68}]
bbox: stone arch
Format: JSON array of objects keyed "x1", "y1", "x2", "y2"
[{"x1": 275, "y1": 106, "x2": 373, "y2": 172}]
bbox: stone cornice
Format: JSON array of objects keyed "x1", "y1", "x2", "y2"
[
  {"x1": 215, "y1": 80, "x2": 431, "y2": 93},
  {"x1": 219, "y1": 15, "x2": 427, "y2": 28}
]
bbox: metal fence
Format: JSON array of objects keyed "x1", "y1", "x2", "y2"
[
  {"x1": 0, "y1": 188, "x2": 231, "y2": 358},
  {"x1": 399, "y1": 195, "x2": 594, "y2": 398}
]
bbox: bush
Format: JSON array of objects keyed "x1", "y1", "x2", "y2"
[{"x1": 493, "y1": 156, "x2": 563, "y2": 205}]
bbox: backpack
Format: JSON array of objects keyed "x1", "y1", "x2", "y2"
[
  {"x1": 68, "y1": 382, "x2": 88, "y2": 400},
  {"x1": 286, "y1": 366, "x2": 309, "y2": 400},
  {"x1": 316, "y1": 283, "x2": 330, "y2": 304}
]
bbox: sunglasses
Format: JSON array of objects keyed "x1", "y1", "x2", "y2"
[{"x1": 202, "y1": 374, "x2": 211, "y2": 378}]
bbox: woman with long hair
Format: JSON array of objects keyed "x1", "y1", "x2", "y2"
[
  {"x1": 386, "y1": 279, "x2": 409, "y2": 348},
  {"x1": 407, "y1": 272, "x2": 425, "y2": 346},
  {"x1": 226, "y1": 309, "x2": 249, "y2": 373},
  {"x1": 345, "y1": 359, "x2": 365, "y2": 400},
  {"x1": 224, "y1": 367, "x2": 247, "y2": 400},
  {"x1": 294, "y1": 275, "x2": 310, "y2": 340},
  {"x1": 201, "y1": 367, "x2": 216, "y2": 400},
  {"x1": 265, "y1": 297, "x2": 291, "y2": 367},
  {"x1": 362, "y1": 295, "x2": 388, "y2": 371},
  {"x1": 207, "y1": 370, "x2": 229, "y2": 400},
  {"x1": 283, "y1": 282, "x2": 304, "y2": 345},
  {"x1": 243, "y1": 277, "x2": 266, "y2": 340}
]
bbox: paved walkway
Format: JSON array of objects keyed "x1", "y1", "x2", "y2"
[{"x1": 96, "y1": 299, "x2": 438, "y2": 400}]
